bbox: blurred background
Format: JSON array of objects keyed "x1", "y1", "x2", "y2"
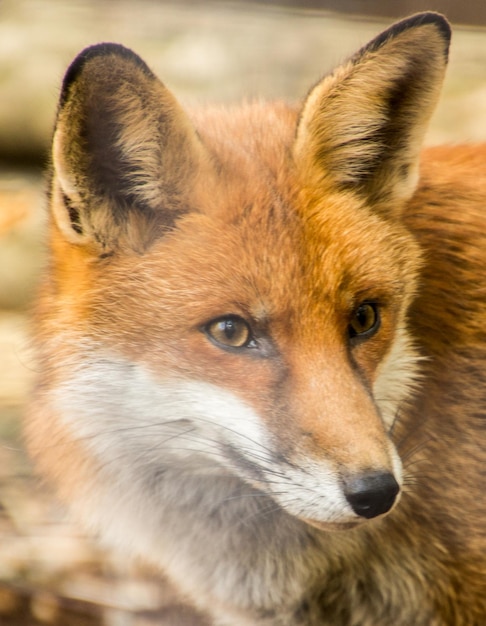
[{"x1": 0, "y1": 1, "x2": 485, "y2": 624}]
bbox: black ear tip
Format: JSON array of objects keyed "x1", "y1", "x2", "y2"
[
  {"x1": 403, "y1": 12, "x2": 451, "y2": 46},
  {"x1": 364, "y1": 12, "x2": 451, "y2": 59},
  {"x1": 60, "y1": 43, "x2": 152, "y2": 108}
]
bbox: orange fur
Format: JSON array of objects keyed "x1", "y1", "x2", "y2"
[{"x1": 26, "y1": 13, "x2": 485, "y2": 626}]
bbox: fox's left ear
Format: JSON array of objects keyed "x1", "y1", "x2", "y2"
[{"x1": 294, "y1": 12, "x2": 451, "y2": 213}]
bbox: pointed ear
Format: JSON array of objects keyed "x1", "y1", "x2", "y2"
[
  {"x1": 51, "y1": 43, "x2": 206, "y2": 252},
  {"x1": 293, "y1": 13, "x2": 451, "y2": 214}
]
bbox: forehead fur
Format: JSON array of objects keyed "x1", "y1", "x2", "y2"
[{"x1": 83, "y1": 145, "x2": 418, "y2": 339}]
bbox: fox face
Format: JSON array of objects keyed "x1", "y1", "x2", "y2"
[
  {"x1": 27, "y1": 12, "x2": 464, "y2": 623},
  {"x1": 45, "y1": 178, "x2": 416, "y2": 528}
]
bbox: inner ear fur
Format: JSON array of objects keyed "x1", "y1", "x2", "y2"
[
  {"x1": 294, "y1": 12, "x2": 451, "y2": 214},
  {"x1": 52, "y1": 43, "x2": 206, "y2": 252}
]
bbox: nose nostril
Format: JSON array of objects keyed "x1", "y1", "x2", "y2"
[{"x1": 344, "y1": 471, "x2": 400, "y2": 519}]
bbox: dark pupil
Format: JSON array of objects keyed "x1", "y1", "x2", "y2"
[
  {"x1": 356, "y1": 304, "x2": 373, "y2": 330},
  {"x1": 222, "y1": 319, "x2": 237, "y2": 339}
]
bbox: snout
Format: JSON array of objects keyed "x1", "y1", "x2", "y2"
[{"x1": 342, "y1": 471, "x2": 400, "y2": 519}]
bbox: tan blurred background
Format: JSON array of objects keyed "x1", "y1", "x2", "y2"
[{"x1": 0, "y1": 1, "x2": 485, "y2": 624}]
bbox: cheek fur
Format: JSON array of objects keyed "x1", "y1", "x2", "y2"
[
  {"x1": 373, "y1": 326, "x2": 423, "y2": 429},
  {"x1": 47, "y1": 347, "x2": 374, "y2": 526}
]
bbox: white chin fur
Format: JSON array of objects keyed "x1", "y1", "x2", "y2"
[
  {"x1": 52, "y1": 347, "x2": 359, "y2": 526},
  {"x1": 48, "y1": 344, "x2": 406, "y2": 611}
]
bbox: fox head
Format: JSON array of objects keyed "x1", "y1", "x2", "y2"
[{"x1": 29, "y1": 13, "x2": 450, "y2": 538}]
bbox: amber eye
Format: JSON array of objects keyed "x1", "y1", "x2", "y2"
[
  {"x1": 349, "y1": 303, "x2": 380, "y2": 339},
  {"x1": 204, "y1": 315, "x2": 254, "y2": 349}
]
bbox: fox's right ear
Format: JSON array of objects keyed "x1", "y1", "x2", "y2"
[{"x1": 51, "y1": 43, "x2": 206, "y2": 252}]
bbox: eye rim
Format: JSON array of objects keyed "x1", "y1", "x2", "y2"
[
  {"x1": 203, "y1": 314, "x2": 258, "y2": 351},
  {"x1": 348, "y1": 302, "x2": 381, "y2": 341}
]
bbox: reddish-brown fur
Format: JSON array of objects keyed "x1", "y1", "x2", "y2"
[{"x1": 26, "y1": 14, "x2": 486, "y2": 625}]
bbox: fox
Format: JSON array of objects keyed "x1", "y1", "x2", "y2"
[{"x1": 25, "y1": 11, "x2": 486, "y2": 626}]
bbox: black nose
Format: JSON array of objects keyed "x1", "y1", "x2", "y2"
[{"x1": 343, "y1": 471, "x2": 400, "y2": 519}]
